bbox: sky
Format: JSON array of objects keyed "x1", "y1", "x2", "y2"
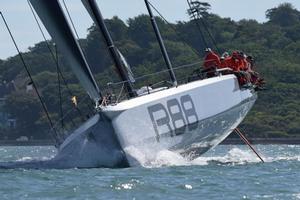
[{"x1": 0, "y1": 0, "x2": 300, "y2": 60}]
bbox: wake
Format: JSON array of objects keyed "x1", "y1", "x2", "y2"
[
  {"x1": 125, "y1": 146, "x2": 300, "y2": 168},
  {"x1": 1, "y1": 145, "x2": 299, "y2": 169}
]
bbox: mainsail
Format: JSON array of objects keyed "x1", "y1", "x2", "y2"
[{"x1": 29, "y1": 0, "x2": 102, "y2": 103}]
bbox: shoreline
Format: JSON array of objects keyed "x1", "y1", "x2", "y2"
[{"x1": 0, "y1": 138, "x2": 300, "y2": 146}]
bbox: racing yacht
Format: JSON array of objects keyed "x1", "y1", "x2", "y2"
[{"x1": 1, "y1": 0, "x2": 258, "y2": 168}]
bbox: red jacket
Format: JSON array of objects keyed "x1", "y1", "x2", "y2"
[
  {"x1": 204, "y1": 51, "x2": 221, "y2": 69},
  {"x1": 221, "y1": 57, "x2": 238, "y2": 71}
]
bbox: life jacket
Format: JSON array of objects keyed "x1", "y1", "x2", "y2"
[
  {"x1": 204, "y1": 51, "x2": 221, "y2": 70},
  {"x1": 222, "y1": 56, "x2": 240, "y2": 71}
]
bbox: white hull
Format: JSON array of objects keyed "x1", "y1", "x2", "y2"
[
  {"x1": 102, "y1": 74, "x2": 256, "y2": 164},
  {"x1": 0, "y1": 75, "x2": 256, "y2": 169}
]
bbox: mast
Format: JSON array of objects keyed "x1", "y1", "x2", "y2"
[
  {"x1": 82, "y1": 0, "x2": 137, "y2": 98},
  {"x1": 144, "y1": 0, "x2": 178, "y2": 86},
  {"x1": 29, "y1": 0, "x2": 102, "y2": 103}
]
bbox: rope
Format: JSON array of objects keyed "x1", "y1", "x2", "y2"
[
  {"x1": 147, "y1": 1, "x2": 201, "y2": 57},
  {"x1": 0, "y1": 11, "x2": 61, "y2": 146},
  {"x1": 187, "y1": 0, "x2": 221, "y2": 54},
  {"x1": 55, "y1": 45, "x2": 64, "y2": 129},
  {"x1": 186, "y1": 0, "x2": 209, "y2": 49},
  {"x1": 109, "y1": 60, "x2": 203, "y2": 87},
  {"x1": 116, "y1": 83, "x2": 125, "y2": 103},
  {"x1": 61, "y1": 0, "x2": 97, "y2": 116},
  {"x1": 49, "y1": 95, "x2": 91, "y2": 132},
  {"x1": 27, "y1": 0, "x2": 87, "y2": 121},
  {"x1": 196, "y1": 12, "x2": 221, "y2": 54},
  {"x1": 61, "y1": 0, "x2": 81, "y2": 40}
]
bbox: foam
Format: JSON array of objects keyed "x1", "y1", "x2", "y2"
[{"x1": 125, "y1": 147, "x2": 271, "y2": 168}]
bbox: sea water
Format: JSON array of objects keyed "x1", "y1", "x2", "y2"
[{"x1": 0, "y1": 145, "x2": 299, "y2": 200}]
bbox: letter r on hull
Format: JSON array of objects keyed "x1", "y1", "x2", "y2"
[{"x1": 148, "y1": 104, "x2": 172, "y2": 142}]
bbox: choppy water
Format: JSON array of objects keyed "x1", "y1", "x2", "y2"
[{"x1": 0, "y1": 145, "x2": 299, "y2": 200}]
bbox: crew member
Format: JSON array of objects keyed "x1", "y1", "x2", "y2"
[
  {"x1": 220, "y1": 51, "x2": 240, "y2": 71},
  {"x1": 203, "y1": 48, "x2": 221, "y2": 77},
  {"x1": 203, "y1": 48, "x2": 221, "y2": 70}
]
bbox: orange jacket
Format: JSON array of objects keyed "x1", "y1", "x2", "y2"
[
  {"x1": 204, "y1": 51, "x2": 221, "y2": 69},
  {"x1": 221, "y1": 56, "x2": 240, "y2": 71}
]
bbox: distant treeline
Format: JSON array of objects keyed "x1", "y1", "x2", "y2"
[{"x1": 0, "y1": 3, "x2": 299, "y2": 140}]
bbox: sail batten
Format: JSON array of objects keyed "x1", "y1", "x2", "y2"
[{"x1": 29, "y1": 0, "x2": 101, "y2": 103}]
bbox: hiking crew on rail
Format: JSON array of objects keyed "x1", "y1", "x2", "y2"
[{"x1": 203, "y1": 48, "x2": 265, "y2": 90}]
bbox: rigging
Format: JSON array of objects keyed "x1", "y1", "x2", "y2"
[
  {"x1": 186, "y1": 0, "x2": 208, "y2": 49},
  {"x1": 27, "y1": 0, "x2": 87, "y2": 124},
  {"x1": 145, "y1": 0, "x2": 177, "y2": 87},
  {"x1": 60, "y1": 0, "x2": 98, "y2": 115},
  {"x1": 0, "y1": 11, "x2": 61, "y2": 146},
  {"x1": 61, "y1": 0, "x2": 81, "y2": 42},
  {"x1": 82, "y1": 0, "x2": 137, "y2": 98},
  {"x1": 55, "y1": 45, "x2": 64, "y2": 129},
  {"x1": 27, "y1": 0, "x2": 96, "y2": 124},
  {"x1": 187, "y1": 0, "x2": 220, "y2": 54},
  {"x1": 146, "y1": 1, "x2": 201, "y2": 58}
]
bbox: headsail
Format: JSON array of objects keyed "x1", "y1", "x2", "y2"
[
  {"x1": 117, "y1": 49, "x2": 135, "y2": 83},
  {"x1": 29, "y1": 0, "x2": 102, "y2": 103}
]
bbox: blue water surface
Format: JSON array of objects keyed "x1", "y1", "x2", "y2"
[{"x1": 0, "y1": 145, "x2": 299, "y2": 200}]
